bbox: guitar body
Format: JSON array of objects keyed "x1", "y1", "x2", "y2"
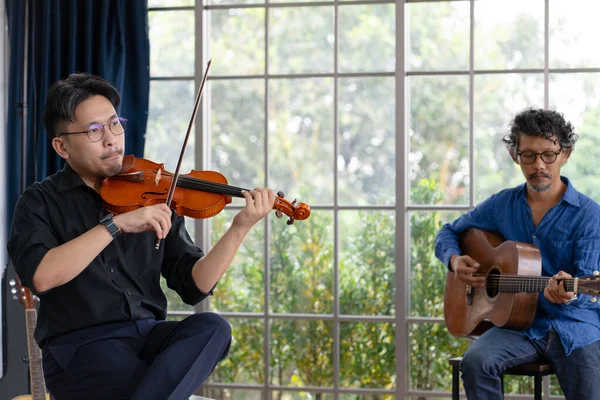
[
  {"x1": 12, "y1": 395, "x2": 50, "y2": 400},
  {"x1": 444, "y1": 228, "x2": 542, "y2": 337}
]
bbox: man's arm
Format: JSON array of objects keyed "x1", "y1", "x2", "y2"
[
  {"x1": 12, "y1": 199, "x2": 173, "y2": 293},
  {"x1": 434, "y1": 193, "x2": 499, "y2": 270},
  {"x1": 191, "y1": 188, "x2": 275, "y2": 293}
]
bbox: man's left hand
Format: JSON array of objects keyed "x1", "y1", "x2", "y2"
[
  {"x1": 544, "y1": 270, "x2": 576, "y2": 304},
  {"x1": 232, "y1": 188, "x2": 276, "y2": 230}
]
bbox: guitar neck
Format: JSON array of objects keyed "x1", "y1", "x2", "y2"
[
  {"x1": 25, "y1": 310, "x2": 47, "y2": 400},
  {"x1": 490, "y1": 275, "x2": 576, "y2": 293}
]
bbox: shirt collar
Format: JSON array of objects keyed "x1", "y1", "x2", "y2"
[
  {"x1": 57, "y1": 162, "x2": 89, "y2": 192},
  {"x1": 519, "y1": 175, "x2": 580, "y2": 207},
  {"x1": 561, "y1": 176, "x2": 580, "y2": 207}
]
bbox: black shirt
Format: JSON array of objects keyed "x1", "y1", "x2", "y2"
[{"x1": 7, "y1": 163, "x2": 209, "y2": 348}]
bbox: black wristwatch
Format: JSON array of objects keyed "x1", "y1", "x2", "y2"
[{"x1": 99, "y1": 213, "x2": 121, "y2": 239}]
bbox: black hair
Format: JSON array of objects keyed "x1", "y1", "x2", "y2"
[
  {"x1": 502, "y1": 107, "x2": 578, "y2": 151},
  {"x1": 43, "y1": 73, "x2": 120, "y2": 140}
]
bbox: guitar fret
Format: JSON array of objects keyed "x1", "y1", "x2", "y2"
[{"x1": 25, "y1": 307, "x2": 48, "y2": 400}]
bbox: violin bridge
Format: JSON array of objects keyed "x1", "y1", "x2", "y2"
[{"x1": 155, "y1": 169, "x2": 161, "y2": 187}]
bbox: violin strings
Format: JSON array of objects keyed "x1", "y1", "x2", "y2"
[
  {"x1": 177, "y1": 175, "x2": 248, "y2": 196},
  {"x1": 169, "y1": 173, "x2": 289, "y2": 210}
]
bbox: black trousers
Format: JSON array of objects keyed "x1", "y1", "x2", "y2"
[{"x1": 42, "y1": 313, "x2": 232, "y2": 400}]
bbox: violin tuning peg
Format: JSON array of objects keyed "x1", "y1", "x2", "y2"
[
  {"x1": 286, "y1": 218, "x2": 295, "y2": 225},
  {"x1": 277, "y1": 191, "x2": 285, "y2": 198},
  {"x1": 275, "y1": 210, "x2": 283, "y2": 218},
  {"x1": 292, "y1": 199, "x2": 297, "y2": 206}
]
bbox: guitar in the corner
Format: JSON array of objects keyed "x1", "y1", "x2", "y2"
[
  {"x1": 12, "y1": 277, "x2": 50, "y2": 400},
  {"x1": 444, "y1": 228, "x2": 600, "y2": 338}
]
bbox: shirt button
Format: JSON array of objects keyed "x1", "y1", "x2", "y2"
[
  {"x1": 110, "y1": 268, "x2": 115, "y2": 273},
  {"x1": 126, "y1": 291, "x2": 131, "y2": 296},
  {"x1": 532, "y1": 235, "x2": 536, "y2": 239}
]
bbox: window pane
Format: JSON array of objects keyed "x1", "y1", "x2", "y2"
[
  {"x1": 410, "y1": 211, "x2": 462, "y2": 318},
  {"x1": 208, "y1": 0, "x2": 263, "y2": 5},
  {"x1": 338, "y1": 4, "x2": 395, "y2": 73},
  {"x1": 340, "y1": 211, "x2": 395, "y2": 316},
  {"x1": 210, "y1": 210, "x2": 265, "y2": 313},
  {"x1": 204, "y1": 389, "x2": 263, "y2": 400},
  {"x1": 208, "y1": 318, "x2": 264, "y2": 384},
  {"x1": 407, "y1": 1, "x2": 470, "y2": 72},
  {"x1": 409, "y1": 75, "x2": 470, "y2": 205},
  {"x1": 208, "y1": 9, "x2": 265, "y2": 76},
  {"x1": 149, "y1": 10, "x2": 194, "y2": 77},
  {"x1": 409, "y1": 323, "x2": 470, "y2": 391},
  {"x1": 338, "y1": 77, "x2": 395, "y2": 206},
  {"x1": 210, "y1": 79, "x2": 265, "y2": 187},
  {"x1": 550, "y1": 73, "x2": 600, "y2": 201},
  {"x1": 550, "y1": 0, "x2": 600, "y2": 68},
  {"x1": 473, "y1": 74, "x2": 544, "y2": 203},
  {"x1": 148, "y1": 0, "x2": 193, "y2": 6},
  {"x1": 270, "y1": 320, "x2": 333, "y2": 387},
  {"x1": 340, "y1": 322, "x2": 395, "y2": 389},
  {"x1": 146, "y1": 80, "x2": 195, "y2": 172},
  {"x1": 270, "y1": 211, "x2": 333, "y2": 314},
  {"x1": 268, "y1": 78, "x2": 334, "y2": 205},
  {"x1": 269, "y1": 7, "x2": 334, "y2": 74},
  {"x1": 273, "y1": 392, "x2": 334, "y2": 400},
  {"x1": 474, "y1": 0, "x2": 544, "y2": 70}
]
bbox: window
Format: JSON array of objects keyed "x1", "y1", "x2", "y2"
[{"x1": 147, "y1": 0, "x2": 600, "y2": 398}]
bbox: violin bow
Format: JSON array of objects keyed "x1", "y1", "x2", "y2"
[{"x1": 155, "y1": 59, "x2": 212, "y2": 250}]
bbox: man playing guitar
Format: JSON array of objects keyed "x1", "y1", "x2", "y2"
[{"x1": 435, "y1": 108, "x2": 600, "y2": 400}]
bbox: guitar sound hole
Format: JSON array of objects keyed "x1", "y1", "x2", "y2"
[{"x1": 486, "y1": 269, "x2": 500, "y2": 298}]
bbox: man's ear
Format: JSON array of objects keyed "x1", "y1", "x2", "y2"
[
  {"x1": 51, "y1": 137, "x2": 69, "y2": 160},
  {"x1": 561, "y1": 148, "x2": 572, "y2": 164},
  {"x1": 508, "y1": 147, "x2": 519, "y2": 164}
]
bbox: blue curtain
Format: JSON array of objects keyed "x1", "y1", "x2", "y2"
[{"x1": 5, "y1": 0, "x2": 150, "y2": 235}]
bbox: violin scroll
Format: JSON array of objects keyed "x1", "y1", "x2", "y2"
[{"x1": 274, "y1": 191, "x2": 311, "y2": 225}]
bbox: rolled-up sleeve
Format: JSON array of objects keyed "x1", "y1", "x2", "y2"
[
  {"x1": 7, "y1": 189, "x2": 58, "y2": 294},
  {"x1": 435, "y1": 194, "x2": 499, "y2": 270}
]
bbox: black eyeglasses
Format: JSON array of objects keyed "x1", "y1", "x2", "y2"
[
  {"x1": 58, "y1": 117, "x2": 127, "y2": 142},
  {"x1": 516, "y1": 149, "x2": 562, "y2": 165}
]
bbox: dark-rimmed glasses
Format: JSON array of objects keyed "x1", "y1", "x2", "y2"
[
  {"x1": 58, "y1": 117, "x2": 127, "y2": 142},
  {"x1": 516, "y1": 149, "x2": 562, "y2": 165}
]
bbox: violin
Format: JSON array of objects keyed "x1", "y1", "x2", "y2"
[
  {"x1": 100, "y1": 155, "x2": 311, "y2": 224},
  {"x1": 99, "y1": 60, "x2": 310, "y2": 243}
]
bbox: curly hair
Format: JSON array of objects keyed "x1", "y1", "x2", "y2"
[{"x1": 502, "y1": 107, "x2": 578, "y2": 151}]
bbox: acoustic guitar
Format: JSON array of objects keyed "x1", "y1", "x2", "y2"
[
  {"x1": 444, "y1": 228, "x2": 600, "y2": 337},
  {"x1": 12, "y1": 277, "x2": 50, "y2": 400}
]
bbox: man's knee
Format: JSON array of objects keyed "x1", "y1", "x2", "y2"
[
  {"x1": 461, "y1": 345, "x2": 499, "y2": 378},
  {"x1": 185, "y1": 312, "x2": 232, "y2": 350}
]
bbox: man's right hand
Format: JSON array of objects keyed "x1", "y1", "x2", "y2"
[
  {"x1": 112, "y1": 203, "x2": 173, "y2": 239},
  {"x1": 449, "y1": 254, "x2": 485, "y2": 287}
]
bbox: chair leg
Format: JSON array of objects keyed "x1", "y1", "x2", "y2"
[
  {"x1": 452, "y1": 363, "x2": 460, "y2": 400},
  {"x1": 534, "y1": 373, "x2": 542, "y2": 400}
]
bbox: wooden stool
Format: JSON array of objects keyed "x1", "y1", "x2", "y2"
[{"x1": 449, "y1": 357, "x2": 554, "y2": 400}]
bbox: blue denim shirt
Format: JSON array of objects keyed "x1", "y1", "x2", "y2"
[{"x1": 435, "y1": 177, "x2": 600, "y2": 355}]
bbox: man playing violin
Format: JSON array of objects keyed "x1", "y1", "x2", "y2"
[
  {"x1": 7, "y1": 73, "x2": 276, "y2": 399},
  {"x1": 435, "y1": 108, "x2": 600, "y2": 399}
]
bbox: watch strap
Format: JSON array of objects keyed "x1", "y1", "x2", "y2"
[{"x1": 100, "y1": 213, "x2": 121, "y2": 239}]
